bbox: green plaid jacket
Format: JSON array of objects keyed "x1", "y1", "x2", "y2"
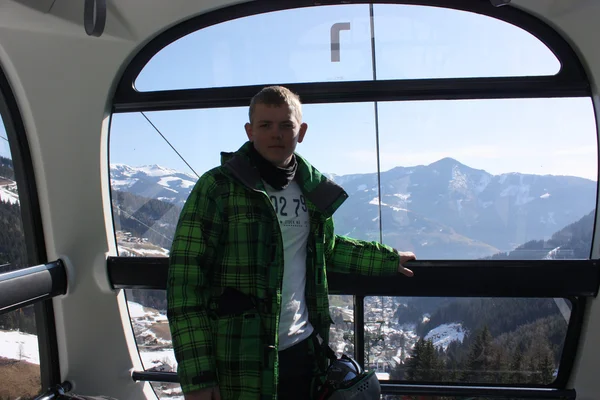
[{"x1": 167, "y1": 142, "x2": 400, "y2": 399}]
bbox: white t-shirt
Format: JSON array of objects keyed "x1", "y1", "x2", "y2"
[{"x1": 264, "y1": 180, "x2": 314, "y2": 350}]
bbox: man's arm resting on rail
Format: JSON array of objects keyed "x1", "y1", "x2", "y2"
[{"x1": 324, "y1": 218, "x2": 415, "y2": 276}]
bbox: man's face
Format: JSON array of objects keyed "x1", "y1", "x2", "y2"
[{"x1": 245, "y1": 103, "x2": 307, "y2": 167}]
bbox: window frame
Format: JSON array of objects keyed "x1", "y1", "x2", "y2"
[
  {"x1": 108, "y1": 0, "x2": 599, "y2": 397},
  {"x1": 113, "y1": 0, "x2": 590, "y2": 112},
  {"x1": 0, "y1": 64, "x2": 62, "y2": 389}
]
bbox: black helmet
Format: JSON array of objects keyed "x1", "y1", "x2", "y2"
[{"x1": 316, "y1": 354, "x2": 381, "y2": 400}]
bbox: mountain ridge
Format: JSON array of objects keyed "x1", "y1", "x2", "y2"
[{"x1": 109, "y1": 157, "x2": 596, "y2": 259}]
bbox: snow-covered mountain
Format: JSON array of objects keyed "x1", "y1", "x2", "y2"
[
  {"x1": 110, "y1": 159, "x2": 596, "y2": 259},
  {"x1": 328, "y1": 157, "x2": 596, "y2": 257},
  {"x1": 110, "y1": 164, "x2": 197, "y2": 207}
]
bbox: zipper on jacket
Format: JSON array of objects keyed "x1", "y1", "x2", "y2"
[
  {"x1": 257, "y1": 189, "x2": 285, "y2": 354},
  {"x1": 315, "y1": 219, "x2": 325, "y2": 285}
]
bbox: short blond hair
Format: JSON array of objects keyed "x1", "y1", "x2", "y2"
[{"x1": 249, "y1": 86, "x2": 302, "y2": 123}]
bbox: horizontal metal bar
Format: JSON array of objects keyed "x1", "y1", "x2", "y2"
[
  {"x1": 329, "y1": 260, "x2": 600, "y2": 298},
  {"x1": 130, "y1": 371, "x2": 574, "y2": 398},
  {"x1": 0, "y1": 260, "x2": 67, "y2": 314},
  {"x1": 107, "y1": 257, "x2": 599, "y2": 298},
  {"x1": 379, "y1": 383, "x2": 575, "y2": 399},
  {"x1": 113, "y1": 77, "x2": 590, "y2": 113},
  {"x1": 132, "y1": 371, "x2": 180, "y2": 383}
]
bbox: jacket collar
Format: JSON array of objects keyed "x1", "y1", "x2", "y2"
[{"x1": 221, "y1": 141, "x2": 348, "y2": 218}]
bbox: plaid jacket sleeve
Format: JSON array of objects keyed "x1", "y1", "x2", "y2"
[
  {"x1": 323, "y1": 217, "x2": 400, "y2": 276},
  {"x1": 167, "y1": 174, "x2": 222, "y2": 393}
]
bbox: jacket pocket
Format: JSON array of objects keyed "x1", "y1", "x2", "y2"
[{"x1": 213, "y1": 311, "x2": 262, "y2": 395}]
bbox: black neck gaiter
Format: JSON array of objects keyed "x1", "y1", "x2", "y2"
[{"x1": 248, "y1": 143, "x2": 298, "y2": 190}]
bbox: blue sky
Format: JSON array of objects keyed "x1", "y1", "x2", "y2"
[{"x1": 2, "y1": 4, "x2": 598, "y2": 181}]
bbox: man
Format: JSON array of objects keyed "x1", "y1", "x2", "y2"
[{"x1": 167, "y1": 86, "x2": 416, "y2": 400}]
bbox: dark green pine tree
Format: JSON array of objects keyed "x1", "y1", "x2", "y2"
[
  {"x1": 509, "y1": 346, "x2": 525, "y2": 384},
  {"x1": 539, "y1": 352, "x2": 555, "y2": 385},
  {"x1": 462, "y1": 326, "x2": 493, "y2": 383},
  {"x1": 405, "y1": 338, "x2": 425, "y2": 381},
  {"x1": 528, "y1": 355, "x2": 539, "y2": 384},
  {"x1": 420, "y1": 339, "x2": 443, "y2": 381},
  {"x1": 405, "y1": 338, "x2": 443, "y2": 382},
  {"x1": 490, "y1": 344, "x2": 507, "y2": 384}
]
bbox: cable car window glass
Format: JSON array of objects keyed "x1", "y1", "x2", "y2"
[
  {"x1": 0, "y1": 118, "x2": 41, "y2": 399},
  {"x1": 134, "y1": 3, "x2": 560, "y2": 92},
  {"x1": 363, "y1": 296, "x2": 571, "y2": 384},
  {"x1": 110, "y1": 0, "x2": 595, "y2": 395},
  {"x1": 373, "y1": 4, "x2": 560, "y2": 80},
  {"x1": 135, "y1": 5, "x2": 373, "y2": 91},
  {"x1": 124, "y1": 289, "x2": 176, "y2": 399},
  {"x1": 123, "y1": 289, "x2": 354, "y2": 399},
  {"x1": 376, "y1": 97, "x2": 597, "y2": 260},
  {"x1": 109, "y1": 102, "x2": 380, "y2": 256},
  {"x1": 109, "y1": 96, "x2": 597, "y2": 261}
]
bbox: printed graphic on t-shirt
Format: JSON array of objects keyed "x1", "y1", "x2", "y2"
[
  {"x1": 264, "y1": 180, "x2": 314, "y2": 349},
  {"x1": 268, "y1": 194, "x2": 309, "y2": 228}
]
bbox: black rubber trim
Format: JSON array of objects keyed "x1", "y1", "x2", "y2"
[
  {"x1": 0, "y1": 260, "x2": 67, "y2": 315},
  {"x1": 107, "y1": 257, "x2": 600, "y2": 297},
  {"x1": 555, "y1": 296, "x2": 586, "y2": 388},
  {"x1": 130, "y1": 371, "x2": 574, "y2": 398},
  {"x1": 114, "y1": 0, "x2": 589, "y2": 110},
  {"x1": 355, "y1": 296, "x2": 365, "y2": 369},
  {"x1": 34, "y1": 300, "x2": 62, "y2": 389},
  {"x1": 113, "y1": 76, "x2": 590, "y2": 113},
  {"x1": 0, "y1": 65, "x2": 58, "y2": 388},
  {"x1": 0, "y1": 61, "x2": 47, "y2": 282}
]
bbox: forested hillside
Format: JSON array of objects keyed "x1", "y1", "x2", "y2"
[
  {"x1": 485, "y1": 210, "x2": 594, "y2": 260},
  {"x1": 0, "y1": 156, "x2": 14, "y2": 180}
]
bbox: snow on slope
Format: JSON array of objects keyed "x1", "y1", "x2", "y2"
[
  {"x1": 0, "y1": 330, "x2": 39, "y2": 364},
  {"x1": 424, "y1": 323, "x2": 466, "y2": 350},
  {"x1": 157, "y1": 176, "x2": 195, "y2": 189},
  {"x1": 0, "y1": 185, "x2": 18, "y2": 204}
]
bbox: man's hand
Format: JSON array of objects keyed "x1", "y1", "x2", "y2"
[
  {"x1": 398, "y1": 251, "x2": 416, "y2": 277},
  {"x1": 185, "y1": 387, "x2": 221, "y2": 400}
]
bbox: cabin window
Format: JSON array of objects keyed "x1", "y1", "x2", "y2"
[
  {"x1": 110, "y1": 1, "x2": 597, "y2": 397},
  {"x1": 134, "y1": 4, "x2": 560, "y2": 92},
  {"x1": 361, "y1": 296, "x2": 571, "y2": 384},
  {"x1": 110, "y1": 97, "x2": 597, "y2": 260},
  {"x1": 0, "y1": 116, "x2": 41, "y2": 399},
  {"x1": 109, "y1": 96, "x2": 596, "y2": 395}
]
